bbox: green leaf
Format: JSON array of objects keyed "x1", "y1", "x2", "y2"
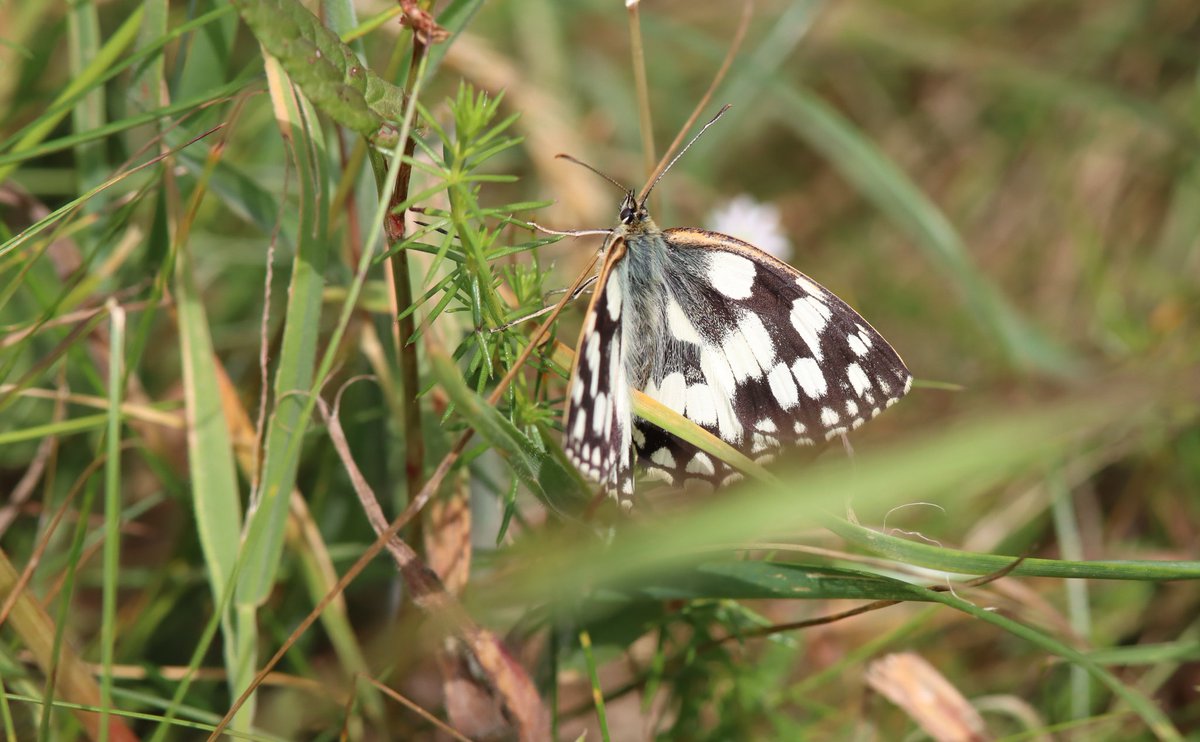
[
  {"x1": 618, "y1": 560, "x2": 929, "y2": 602},
  {"x1": 429, "y1": 347, "x2": 591, "y2": 509},
  {"x1": 232, "y1": 0, "x2": 407, "y2": 139}
]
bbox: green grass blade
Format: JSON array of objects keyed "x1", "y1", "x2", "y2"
[
  {"x1": 928, "y1": 589, "x2": 1182, "y2": 740},
  {"x1": 484, "y1": 379, "x2": 1196, "y2": 608},
  {"x1": 0, "y1": 5, "x2": 144, "y2": 184},
  {"x1": 235, "y1": 58, "x2": 332, "y2": 609},
  {"x1": 67, "y1": 0, "x2": 106, "y2": 209},
  {"x1": 173, "y1": 201, "x2": 245, "y2": 726}
]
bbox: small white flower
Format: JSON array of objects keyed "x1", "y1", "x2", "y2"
[{"x1": 706, "y1": 194, "x2": 792, "y2": 261}]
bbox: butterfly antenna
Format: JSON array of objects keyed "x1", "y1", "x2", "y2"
[
  {"x1": 637, "y1": 0, "x2": 751, "y2": 203},
  {"x1": 637, "y1": 104, "x2": 731, "y2": 207},
  {"x1": 556, "y1": 153, "x2": 633, "y2": 197}
]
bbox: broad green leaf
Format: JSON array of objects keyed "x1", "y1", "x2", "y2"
[{"x1": 232, "y1": 0, "x2": 406, "y2": 141}]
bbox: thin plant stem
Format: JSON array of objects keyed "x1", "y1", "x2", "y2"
[
  {"x1": 627, "y1": 0, "x2": 656, "y2": 182},
  {"x1": 385, "y1": 20, "x2": 429, "y2": 522}
]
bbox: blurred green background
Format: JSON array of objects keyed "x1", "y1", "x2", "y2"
[{"x1": 1, "y1": 0, "x2": 1198, "y2": 739}]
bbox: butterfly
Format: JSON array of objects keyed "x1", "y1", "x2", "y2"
[{"x1": 559, "y1": 116, "x2": 912, "y2": 508}]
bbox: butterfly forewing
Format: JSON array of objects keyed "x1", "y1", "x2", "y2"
[
  {"x1": 632, "y1": 228, "x2": 912, "y2": 488},
  {"x1": 562, "y1": 238, "x2": 635, "y2": 499}
]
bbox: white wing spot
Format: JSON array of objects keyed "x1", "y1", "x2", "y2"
[
  {"x1": 903, "y1": 375, "x2": 913, "y2": 394},
  {"x1": 851, "y1": 417, "x2": 865, "y2": 430},
  {"x1": 789, "y1": 299, "x2": 826, "y2": 361},
  {"x1": 847, "y1": 363, "x2": 871, "y2": 397},
  {"x1": 738, "y1": 313, "x2": 777, "y2": 371},
  {"x1": 700, "y1": 346, "x2": 736, "y2": 394},
  {"x1": 791, "y1": 357, "x2": 827, "y2": 399},
  {"x1": 795, "y1": 274, "x2": 824, "y2": 297},
  {"x1": 820, "y1": 407, "x2": 839, "y2": 427},
  {"x1": 606, "y1": 275, "x2": 622, "y2": 320},
  {"x1": 686, "y1": 452, "x2": 715, "y2": 476},
  {"x1": 755, "y1": 418, "x2": 777, "y2": 433},
  {"x1": 667, "y1": 299, "x2": 702, "y2": 344},
  {"x1": 707, "y1": 252, "x2": 756, "y2": 299},
  {"x1": 846, "y1": 399, "x2": 859, "y2": 417},
  {"x1": 713, "y1": 393, "x2": 743, "y2": 444},
  {"x1": 654, "y1": 372, "x2": 687, "y2": 414},
  {"x1": 751, "y1": 432, "x2": 778, "y2": 453},
  {"x1": 722, "y1": 330, "x2": 760, "y2": 382},
  {"x1": 847, "y1": 333, "x2": 868, "y2": 357},
  {"x1": 571, "y1": 378, "x2": 583, "y2": 403},
  {"x1": 591, "y1": 446, "x2": 602, "y2": 466},
  {"x1": 650, "y1": 447, "x2": 676, "y2": 468},
  {"x1": 572, "y1": 413, "x2": 587, "y2": 441},
  {"x1": 685, "y1": 383, "x2": 718, "y2": 426},
  {"x1": 586, "y1": 333, "x2": 602, "y2": 394},
  {"x1": 632, "y1": 427, "x2": 646, "y2": 447},
  {"x1": 592, "y1": 392, "x2": 608, "y2": 433},
  {"x1": 855, "y1": 325, "x2": 873, "y2": 348},
  {"x1": 644, "y1": 468, "x2": 673, "y2": 484},
  {"x1": 806, "y1": 296, "x2": 832, "y2": 320},
  {"x1": 767, "y1": 363, "x2": 799, "y2": 409},
  {"x1": 793, "y1": 421, "x2": 807, "y2": 434}
]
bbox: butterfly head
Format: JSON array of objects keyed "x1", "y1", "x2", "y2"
[{"x1": 618, "y1": 192, "x2": 647, "y2": 226}]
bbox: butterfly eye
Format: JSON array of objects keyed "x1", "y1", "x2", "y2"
[{"x1": 618, "y1": 193, "x2": 639, "y2": 224}]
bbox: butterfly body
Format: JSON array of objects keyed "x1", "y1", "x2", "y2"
[{"x1": 564, "y1": 194, "x2": 912, "y2": 506}]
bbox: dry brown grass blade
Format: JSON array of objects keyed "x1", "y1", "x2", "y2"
[
  {"x1": 0, "y1": 551, "x2": 137, "y2": 742},
  {"x1": 321, "y1": 385, "x2": 550, "y2": 739},
  {"x1": 424, "y1": 481, "x2": 473, "y2": 596},
  {"x1": 438, "y1": 645, "x2": 510, "y2": 740},
  {"x1": 865, "y1": 652, "x2": 991, "y2": 742}
]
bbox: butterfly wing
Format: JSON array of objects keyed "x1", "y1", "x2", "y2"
[
  {"x1": 562, "y1": 238, "x2": 635, "y2": 502},
  {"x1": 634, "y1": 228, "x2": 912, "y2": 487}
]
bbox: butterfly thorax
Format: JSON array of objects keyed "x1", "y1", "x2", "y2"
[{"x1": 612, "y1": 214, "x2": 672, "y2": 390}]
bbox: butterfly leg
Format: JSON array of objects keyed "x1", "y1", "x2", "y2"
[
  {"x1": 526, "y1": 222, "x2": 614, "y2": 238},
  {"x1": 490, "y1": 275, "x2": 599, "y2": 332}
]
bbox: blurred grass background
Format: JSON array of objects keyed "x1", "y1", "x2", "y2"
[{"x1": 1, "y1": 0, "x2": 1199, "y2": 739}]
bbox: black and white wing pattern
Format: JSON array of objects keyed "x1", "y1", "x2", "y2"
[
  {"x1": 633, "y1": 228, "x2": 912, "y2": 488},
  {"x1": 562, "y1": 239, "x2": 635, "y2": 499}
]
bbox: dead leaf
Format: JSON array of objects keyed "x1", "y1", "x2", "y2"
[{"x1": 866, "y1": 652, "x2": 990, "y2": 742}]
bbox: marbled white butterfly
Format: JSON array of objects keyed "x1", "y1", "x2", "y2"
[{"x1": 561, "y1": 113, "x2": 912, "y2": 507}]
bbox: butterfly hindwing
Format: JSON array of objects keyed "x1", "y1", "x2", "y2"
[
  {"x1": 633, "y1": 228, "x2": 912, "y2": 488},
  {"x1": 563, "y1": 239, "x2": 635, "y2": 500}
]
